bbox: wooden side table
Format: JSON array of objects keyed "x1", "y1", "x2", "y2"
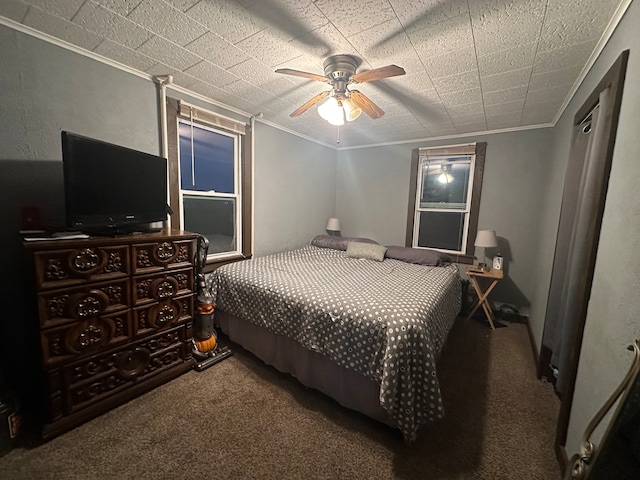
[{"x1": 465, "y1": 266, "x2": 504, "y2": 329}]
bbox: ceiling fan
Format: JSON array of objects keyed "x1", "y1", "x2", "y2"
[{"x1": 275, "y1": 54, "x2": 406, "y2": 125}]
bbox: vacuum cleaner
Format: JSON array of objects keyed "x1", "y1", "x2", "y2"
[{"x1": 192, "y1": 235, "x2": 232, "y2": 371}]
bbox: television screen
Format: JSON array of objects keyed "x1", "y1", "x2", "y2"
[{"x1": 62, "y1": 131, "x2": 168, "y2": 235}]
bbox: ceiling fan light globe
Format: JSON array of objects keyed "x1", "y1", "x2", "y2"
[
  {"x1": 318, "y1": 96, "x2": 345, "y2": 125},
  {"x1": 343, "y1": 98, "x2": 362, "y2": 122},
  {"x1": 318, "y1": 96, "x2": 337, "y2": 121},
  {"x1": 437, "y1": 172, "x2": 454, "y2": 184},
  {"x1": 328, "y1": 115, "x2": 345, "y2": 126}
]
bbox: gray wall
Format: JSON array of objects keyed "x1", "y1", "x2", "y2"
[
  {"x1": 253, "y1": 122, "x2": 337, "y2": 256},
  {"x1": 336, "y1": 128, "x2": 554, "y2": 315},
  {"x1": 0, "y1": 24, "x2": 160, "y2": 238},
  {"x1": 0, "y1": 27, "x2": 159, "y2": 161}
]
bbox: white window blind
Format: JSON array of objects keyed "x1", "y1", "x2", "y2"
[{"x1": 178, "y1": 101, "x2": 246, "y2": 135}]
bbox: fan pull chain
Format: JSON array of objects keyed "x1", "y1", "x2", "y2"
[{"x1": 336, "y1": 125, "x2": 340, "y2": 144}]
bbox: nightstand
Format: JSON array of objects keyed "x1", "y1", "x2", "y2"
[{"x1": 465, "y1": 266, "x2": 504, "y2": 329}]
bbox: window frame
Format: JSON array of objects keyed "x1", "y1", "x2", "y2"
[
  {"x1": 166, "y1": 97, "x2": 252, "y2": 270},
  {"x1": 177, "y1": 119, "x2": 242, "y2": 260},
  {"x1": 406, "y1": 142, "x2": 486, "y2": 264}
]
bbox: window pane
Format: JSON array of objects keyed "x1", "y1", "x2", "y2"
[
  {"x1": 417, "y1": 211, "x2": 465, "y2": 251},
  {"x1": 179, "y1": 122, "x2": 235, "y2": 193},
  {"x1": 183, "y1": 195, "x2": 237, "y2": 255},
  {"x1": 420, "y1": 162, "x2": 470, "y2": 209}
]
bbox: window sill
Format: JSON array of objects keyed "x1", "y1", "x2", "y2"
[
  {"x1": 450, "y1": 254, "x2": 474, "y2": 264},
  {"x1": 203, "y1": 253, "x2": 251, "y2": 273}
]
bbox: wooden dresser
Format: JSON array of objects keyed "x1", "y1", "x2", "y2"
[{"x1": 23, "y1": 229, "x2": 197, "y2": 439}]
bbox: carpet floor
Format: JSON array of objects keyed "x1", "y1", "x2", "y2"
[{"x1": 0, "y1": 315, "x2": 561, "y2": 479}]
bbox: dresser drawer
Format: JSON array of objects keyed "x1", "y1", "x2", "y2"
[
  {"x1": 133, "y1": 293, "x2": 194, "y2": 335},
  {"x1": 47, "y1": 324, "x2": 191, "y2": 417},
  {"x1": 41, "y1": 309, "x2": 134, "y2": 366},
  {"x1": 132, "y1": 239, "x2": 194, "y2": 274},
  {"x1": 33, "y1": 245, "x2": 130, "y2": 290},
  {"x1": 132, "y1": 267, "x2": 194, "y2": 306},
  {"x1": 38, "y1": 278, "x2": 130, "y2": 329}
]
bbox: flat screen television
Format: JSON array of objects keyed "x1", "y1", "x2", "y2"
[{"x1": 62, "y1": 131, "x2": 169, "y2": 236}]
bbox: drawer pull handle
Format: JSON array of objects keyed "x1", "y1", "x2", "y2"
[
  {"x1": 154, "y1": 242, "x2": 176, "y2": 263},
  {"x1": 157, "y1": 281, "x2": 175, "y2": 298},
  {"x1": 150, "y1": 277, "x2": 179, "y2": 300},
  {"x1": 116, "y1": 348, "x2": 150, "y2": 379},
  {"x1": 78, "y1": 324, "x2": 103, "y2": 348},
  {"x1": 76, "y1": 295, "x2": 101, "y2": 318},
  {"x1": 72, "y1": 248, "x2": 102, "y2": 273},
  {"x1": 157, "y1": 304, "x2": 176, "y2": 325},
  {"x1": 69, "y1": 290, "x2": 109, "y2": 319}
]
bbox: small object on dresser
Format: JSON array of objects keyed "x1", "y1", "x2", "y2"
[{"x1": 493, "y1": 253, "x2": 503, "y2": 270}]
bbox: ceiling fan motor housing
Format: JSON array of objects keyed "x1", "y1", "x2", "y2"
[{"x1": 323, "y1": 54, "x2": 358, "y2": 83}]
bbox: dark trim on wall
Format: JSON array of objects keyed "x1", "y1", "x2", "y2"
[
  {"x1": 525, "y1": 316, "x2": 541, "y2": 370},
  {"x1": 405, "y1": 148, "x2": 420, "y2": 246},
  {"x1": 406, "y1": 142, "x2": 487, "y2": 261},
  {"x1": 466, "y1": 142, "x2": 487, "y2": 255},
  {"x1": 241, "y1": 123, "x2": 253, "y2": 257},
  {"x1": 166, "y1": 97, "x2": 180, "y2": 228},
  {"x1": 556, "y1": 444, "x2": 569, "y2": 476}
]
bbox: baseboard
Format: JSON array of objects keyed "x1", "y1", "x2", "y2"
[
  {"x1": 524, "y1": 315, "x2": 539, "y2": 367},
  {"x1": 556, "y1": 443, "x2": 569, "y2": 476}
]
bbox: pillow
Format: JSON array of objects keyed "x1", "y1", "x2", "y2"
[
  {"x1": 385, "y1": 245, "x2": 451, "y2": 266},
  {"x1": 346, "y1": 242, "x2": 388, "y2": 262},
  {"x1": 310, "y1": 234, "x2": 378, "y2": 251}
]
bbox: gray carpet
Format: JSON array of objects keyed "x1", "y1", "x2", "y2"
[{"x1": 0, "y1": 316, "x2": 561, "y2": 479}]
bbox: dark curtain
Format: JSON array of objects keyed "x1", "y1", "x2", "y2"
[{"x1": 543, "y1": 88, "x2": 611, "y2": 394}]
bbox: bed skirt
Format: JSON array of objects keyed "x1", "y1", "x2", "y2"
[{"x1": 216, "y1": 310, "x2": 394, "y2": 428}]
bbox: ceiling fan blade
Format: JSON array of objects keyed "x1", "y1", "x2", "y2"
[
  {"x1": 275, "y1": 68, "x2": 328, "y2": 83},
  {"x1": 290, "y1": 91, "x2": 331, "y2": 117},
  {"x1": 352, "y1": 65, "x2": 406, "y2": 83},
  {"x1": 349, "y1": 90, "x2": 385, "y2": 119}
]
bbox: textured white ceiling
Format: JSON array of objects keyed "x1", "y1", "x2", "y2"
[{"x1": 0, "y1": 0, "x2": 628, "y2": 147}]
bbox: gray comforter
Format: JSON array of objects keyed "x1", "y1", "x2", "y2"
[{"x1": 208, "y1": 245, "x2": 461, "y2": 441}]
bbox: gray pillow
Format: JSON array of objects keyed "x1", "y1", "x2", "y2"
[
  {"x1": 346, "y1": 242, "x2": 388, "y2": 262},
  {"x1": 310, "y1": 234, "x2": 379, "y2": 251},
  {"x1": 385, "y1": 245, "x2": 451, "y2": 266}
]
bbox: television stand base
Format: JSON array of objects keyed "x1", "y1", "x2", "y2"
[{"x1": 82, "y1": 226, "x2": 162, "y2": 238}]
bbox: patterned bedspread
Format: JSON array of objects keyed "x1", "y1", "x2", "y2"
[{"x1": 208, "y1": 245, "x2": 461, "y2": 441}]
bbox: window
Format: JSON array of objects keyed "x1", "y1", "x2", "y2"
[
  {"x1": 179, "y1": 121, "x2": 239, "y2": 256},
  {"x1": 406, "y1": 143, "x2": 486, "y2": 263},
  {"x1": 166, "y1": 99, "x2": 252, "y2": 266}
]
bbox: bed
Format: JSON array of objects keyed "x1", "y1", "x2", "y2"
[{"x1": 207, "y1": 236, "x2": 462, "y2": 441}]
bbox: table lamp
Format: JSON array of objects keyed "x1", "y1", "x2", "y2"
[
  {"x1": 474, "y1": 229, "x2": 498, "y2": 271},
  {"x1": 326, "y1": 217, "x2": 341, "y2": 236}
]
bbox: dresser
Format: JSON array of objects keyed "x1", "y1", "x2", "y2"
[{"x1": 23, "y1": 229, "x2": 197, "y2": 439}]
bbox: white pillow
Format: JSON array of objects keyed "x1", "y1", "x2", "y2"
[{"x1": 346, "y1": 242, "x2": 388, "y2": 262}]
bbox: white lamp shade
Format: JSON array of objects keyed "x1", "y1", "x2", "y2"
[
  {"x1": 474, "y1": 229, "x2": 498, "y2": 248},
  {"x1": 326, "y1": 217, "x2": 341, "y2": 232},
  {"x1": 342, "y1": 97, "x2": 362, "y2": 122},
  {"x1": 318, "y1": 97, "x2": 344, "y2": 126}
]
